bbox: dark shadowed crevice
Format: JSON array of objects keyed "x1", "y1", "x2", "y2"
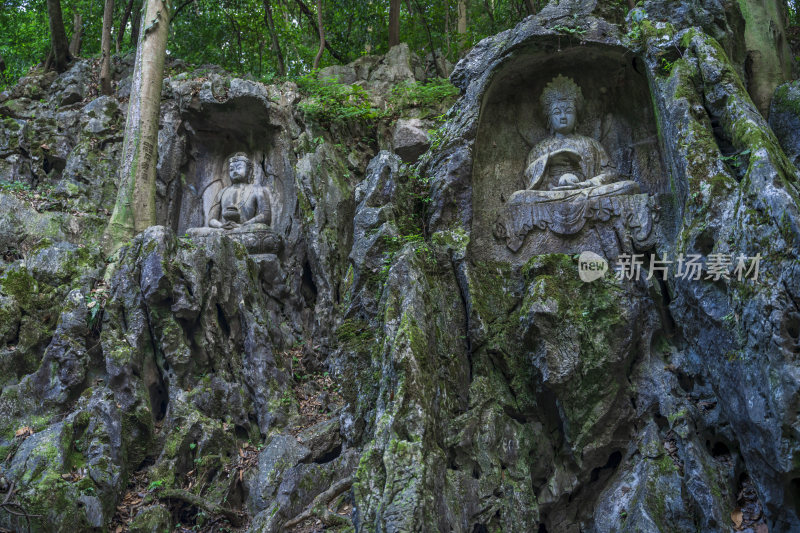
[
  {"x1": 300, "y1": 260, "x2": 318, "y2": 307},
  {"x1": 216, "y1": 303, "x2": 231, "y2": 337},
  {"x1": 313, "y1": 443, "x2": 342, "y2": 464},
  {"x1": 589, "y1": 450, "x2": 622, "y2": 482},
  {"x1": 148, "y1": 374, "x2": 169, "y2": 422}
]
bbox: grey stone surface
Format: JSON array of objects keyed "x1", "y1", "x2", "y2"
[
  {"x1": 769, "y1": 80, "x2": 800, "y2": 168},
  {"x1": 392, "y1": 118, "x2": 430, "y2": 163},
  {"x1": 0, "y1": 4, "x2": 798, "y2": 531}
]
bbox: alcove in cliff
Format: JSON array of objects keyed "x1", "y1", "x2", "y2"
[
  {"x1": 470, "y1": 40, "x2": 669, "y2": 263},
  {"x1": 155, "y1": 89, "x2": 294, "y2": 238}
]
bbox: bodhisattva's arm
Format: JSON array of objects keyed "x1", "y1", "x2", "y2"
[
  {"x1": 524, "y1": 153, "x2": 549, "y2": 190},
  {"x1": 580, "y1": 139, "x2": 617, "y2": 186}
]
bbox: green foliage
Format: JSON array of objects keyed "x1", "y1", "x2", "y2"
[
  {"x1": 2, "y1": 0, "x2": 532, "y2": 89},
  {"x1": 788, "y1": 0, "x2": 800, "y2": 26},
  {"x1": 0, "y1": 179, "x2": 31, "y2": 193},
  {"x1": 85, "y1": 284, "x2": 108, "y2": 329},
  {"x1": 388, "y1": 78, "x2": 459, "y2": 116},
  {"x1": 626, "y1": 5, "x2": 649, "y2": 42},
  {"x1": 1, "y1": 0, "x2": 136, "y2": 89},
  {"x1": 0, "y1": 0, "x2": 49, "y2": 90},
  {"x1": 552, "y1": 16, "x2": 588, "y2": 37},
  {"x1": 720, "y1": 148, "x2": 751, "y2": 168},
  {"x1": 296, "y1": 73, "x2": 381, "y2": 124}
]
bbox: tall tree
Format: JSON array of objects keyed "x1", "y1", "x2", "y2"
[
  {"x1": 46, "y1": 0, "x2": 71, "y2": 72},
  {"x1": 457, "y1": 0, "x2": 468, "y2": 53},
  {"x1": 117, "y1": 0, "x2": 136, "y2": 52},
  {"x1": 104, "y1": 0, "x2": 173, "y2": 253},
  {"x1": 100, "y1": 0, "x2": 115, "y2": 95},
  {"x1": 524, "y1": 0, "x2": 536, "y2": 15},
  {"x1": 313, "y1": 0, "x2": 325, "y2": 68},
  {"x1": 293, "y1": 0, "x2": 346, "y2": 63},
  {"x1": 263, "y1": 0, "x2": 285, "y2": 76},
  {"x1": 130, "y1": 0, "x2": 142, "y2": 46},
  {"x1": 69, "y1": 13, "x2": 82, "y2": 57},
  {"x1": 388, "y1": 0, "x2": 401, "y2": 47}
]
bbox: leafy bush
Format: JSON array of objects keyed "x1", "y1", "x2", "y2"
[
  {"x1": 296, "y1": 73, "x2": 382, "y2": 124},
  {"x1": 388, "y1": 78, "x2": 459, "y2": 113}
]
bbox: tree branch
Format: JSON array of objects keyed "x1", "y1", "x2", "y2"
[
  {"x1": 292, "y1": 0, "x2": 346, "y2": 63},
  {"x1": 170, "y1": 0, "x2": 196, "y2": 22},
  {"x1": 283, "y1": 476, "x2": 353, "y2": 529},
  {"x1": 155, "y1": 488, "x2": 245, "y2": 526}
]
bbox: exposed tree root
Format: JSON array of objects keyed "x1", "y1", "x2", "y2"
[
  {"x1": 154, "y1": 488, "x2": 245, "y2": 526},
  {"x1": 283, "y1": 476, "x2": 353, "y2": 530}
]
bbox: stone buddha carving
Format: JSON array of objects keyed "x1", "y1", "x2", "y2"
[
  {"x1": 188, "y1": 152, "x2": 282, "y2": 255},
  {"x1": 208, "y1": 153, "x2": 272, "y2": 229},
  {"x1": 520, "y1": 75, "x2": 639, "y2": 200},
  {"x1": 495, "y1": 75, "x2": 653, "y2": 252}
]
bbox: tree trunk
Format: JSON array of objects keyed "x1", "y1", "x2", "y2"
[
  {"x1": 411, "y1": 0, "x2": 443, "y2": 76},
  {"x1": 445, "y1": 0, "x2": 450, "y2": 58},
  {"x1": 388, "y1": 0, "x2": 401, "y2": 48},
  {"x1": 117, "y1": 0, "x2": 135, "y2": 52},
  {"x1": 103, "y1": 0, "x2": 172, "y2": 254},
  {"x1": 313, "y1": 0, "x2": 325, "y2": 68},
  {"x1": 739, "y1": 0, "x2": 793, "y2": 115},
  {"x1": 100, "y1": 0, "x2": 115, "y2": 95},
  {"x1": 69, "y1": 13, "x2": 82, "y2": 56},
  {"x1": 293, "y1": 0, "x2": 346, "y2": 63},
  {"x1": 524, "y1": 0, "x2": 536, "y2": 15},
  {"x1": 263, "y1": 0, "x2": 285, "y2": 76},
  {"x1": 46, "y1": 0, "x2": 72, "y2": 72},
  {"x1": 130, "y1": 0, "x2": 142, "y2": 47},
  {"x1": 457, "y1": 0, "x2": 467, "y2": 54}
]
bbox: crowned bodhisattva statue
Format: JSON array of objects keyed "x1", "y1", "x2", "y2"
[
  {"x1": 521, "y1": 75, "x2": 639, "y2": 199},
  {"x1": 497, "y1": 75, "x2": 651, "y2": 251},
  {"x1": 189, "y1": 153, "x2": 282, "y2": 255}
]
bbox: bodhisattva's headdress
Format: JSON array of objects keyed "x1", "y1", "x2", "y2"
[
  {"x1": 540, "y1": 75, "x2": 584, "y2": 119},
  {"x1": 228, "y1": 152, "x2": 253, "y2": 177}
]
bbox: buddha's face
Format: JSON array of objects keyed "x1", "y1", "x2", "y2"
[
  {"x1": 549, "y1": 101, "x2": 576, "y2": 135},
  {"x1": 229, "y1": 159, "x2": 249, "y2": 183}
]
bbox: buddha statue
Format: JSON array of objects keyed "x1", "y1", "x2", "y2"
[
  {"x1": 208, "y1": 153, "x2": 272, "y2": 229},
  {"x1": 519, "y1": 75, "x2": 639, "y2": 200},
  {"x1": 188, "y1": 152, "x2": 281, "y2": 255},
  {"x1": 496, "y1": 75, "x2": 651, "y2": 252}
]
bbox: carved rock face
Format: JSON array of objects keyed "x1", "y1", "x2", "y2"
[
  {"x1": 228, "y1": 159, "x2": 249, "y2": 184},
  {"x1": 549, "y1": 101, "x2": 576, "y2": 135}
]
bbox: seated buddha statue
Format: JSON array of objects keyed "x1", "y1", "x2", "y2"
[
  {"x1": 208, "y1": 152, "x2": 272, "y2": 229},
  {"x1": 514, "y1": 75, "x2": 639, "y2": 202},
  {"x1": 188, "y1": 152, "x2": 281, "y2": 255}
]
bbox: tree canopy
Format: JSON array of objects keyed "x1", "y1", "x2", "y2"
[{"x1": 1, "y1": 0, "x2": 547, "y2": 89}]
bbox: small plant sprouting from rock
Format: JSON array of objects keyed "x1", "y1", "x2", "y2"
[
  {"x1": 626, "y1": 4, "x2": 649, "y2": 42},
  {"x1": 85, "y1": 283, "x2": 108, "y2": 330}
]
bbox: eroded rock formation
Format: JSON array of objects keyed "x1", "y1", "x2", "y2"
[{"x1": 0, "y1": 0, "x2": 799, "y2": 531}]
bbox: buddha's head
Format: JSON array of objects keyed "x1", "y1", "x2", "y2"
[
  {"x1": 228, "y1": 153, "x2": 252, "y2": 184},
  {"x1": 540, "y1": 75, "x2": 584, "y2": 135}
]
